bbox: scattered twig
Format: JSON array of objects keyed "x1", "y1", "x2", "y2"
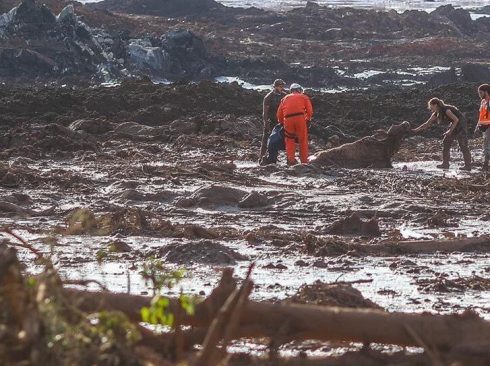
[
  {"x1": 1, "y1": 227, "x2": 43, "y2": 260},
  {"x1": 333, "y1": 278, "x2": 374, "y2": 285},
  {"x1": 62, "y1": 279, "x2": 108, "y2": 291}
]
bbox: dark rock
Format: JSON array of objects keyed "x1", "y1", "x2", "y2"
[
  {"x1": 295, "y1": 259, "x2": 309, "y2": 267},
  {"x1": 432, "y1": 5, "x2": 475, "y2": 35},
  {"x1": 0, "y1": 1, "x2": 118, "y2": 81},
  {"x1": 161, "y1": 29, "x2": 211, "y2": 80},
  {"x1": 119, "y1": 189, "x2": 145, "y2": 201},
  {"x1": 313, "y1": 260, "x2": 329, "y2": 268},
  {"x1": 127, "y1": 30, "x2": 214, "y2": 80},
  {"x1": 0, "y1": 49, "x2": 56, "y2": 76}
]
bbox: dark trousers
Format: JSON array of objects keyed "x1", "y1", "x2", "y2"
[
  {"x1": 266, "y1": 124, "x2": 285, "y2": 163},
  {"x1": 442, "y1": 129, "x2": 471, "y2": 166}
]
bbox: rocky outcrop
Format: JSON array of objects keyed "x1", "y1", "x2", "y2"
[
  {"x1": 127, "y1": 30, "x2": 216, "y2": 80},
  {"x1": 431, "y1": 5, "x2": 476, "y2": 36},
  {"x1": 0, "y1": 0, "x2": 216, "y2": 83},
  {"x1": 0, "y1": 0, "x2": 117, "y2": 81},
  {"x1": 312, "y1": 121, "x2": 411, "y2": 169}
]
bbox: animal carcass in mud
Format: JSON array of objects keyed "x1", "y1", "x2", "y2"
[{"x1": 311, "y1": 121, "x2": 411, "y2": 168}]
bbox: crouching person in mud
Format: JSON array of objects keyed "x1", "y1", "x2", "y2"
[
  {"x1": 259, "y1": 79, "x2": 287, "y2": 165},
  {"x1": 412, "y1": 97, "x2": 471, "y2": 171},
  {"x1": 475, "y1": 84, "x2": 490, "y2": 171},
  {"x1": 277, "y1": 83, "x2": 314, "y2": 166}
]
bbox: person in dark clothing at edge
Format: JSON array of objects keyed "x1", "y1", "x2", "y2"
[
  {"x1": 412, "y1": 97, "x2": 472, "y2": 171},
  {"x1": 259, "y1": 79, "x2": 287, "y2": 165}
]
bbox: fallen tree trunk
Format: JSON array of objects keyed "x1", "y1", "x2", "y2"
[
  {"x1": 64, "y1": 286, "x2": 490, "y2": 350},
  {"x1": 237, "y1": 302, "x2": 490, "y2": 349}
]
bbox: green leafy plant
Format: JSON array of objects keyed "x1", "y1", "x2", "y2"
[
  {"x1": 139, "y1": 257, "x2": 185, "y2": 295},
  {"x1": 139, "y1": 257, "x2": 195, "y2": 327}
]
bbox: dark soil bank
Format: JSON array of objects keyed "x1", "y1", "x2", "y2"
[
  {"x1": 1, "y1": 0, "x2": 490, "y2": 87},
  {"x1": 0, "y1": 80, "x2": 485, "y2": 152}
]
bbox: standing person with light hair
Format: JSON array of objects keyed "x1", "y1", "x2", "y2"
[
  {"x1": 475, "y1": 84, "x2": 490, "y2": 171},
  {"x1": 412, "y1": 97, "x2": 471, "y2": 171}
]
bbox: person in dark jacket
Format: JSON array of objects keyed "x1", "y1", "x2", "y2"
[
  {"x1": 412, "y1": 97, "x2": 471, "y2": 171},
  {"x1": 259, "y1": 79, "x2": 287, "y2": 163}
]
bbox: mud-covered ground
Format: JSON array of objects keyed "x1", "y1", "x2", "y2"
[
  {"x1": 1, "y1": 81, "x2": 489, "y2": 358},
  {"x1": 2, "y1": 1, "x2": 490, "y2": 363}
]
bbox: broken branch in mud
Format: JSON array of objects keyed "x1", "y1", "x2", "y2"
[
  {"x1": 194, "y1": 266, "x2": 254, "y2": 366},
  {"x1": 1, "y1": 227, "x2": 44, "y2": 260},
  {"x1": 62, "y1": 279, "x2": 109, "y2": 291}
]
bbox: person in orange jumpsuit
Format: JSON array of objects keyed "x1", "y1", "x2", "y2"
[
  {"x1": 475, "y1": 84, "x2": 490, "y2": 171},
  {"x1": 276, "y1": 83, "x2": 313, "y2": 165}
]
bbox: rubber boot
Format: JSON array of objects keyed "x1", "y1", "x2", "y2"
[
  {"x1": 287, "y1": 159, "x2": 298, "y2": 166},
  {"x1": 437, "y1": 146, "x2": 450, "y2": 169},
  {"x1": 259, "y1": 156, "x2": 270, "y2": 166},
  {"x1": 459, "y1": 148, "x2": 472, "y2": 171}
]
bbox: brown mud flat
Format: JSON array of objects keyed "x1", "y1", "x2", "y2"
[{"x1": 0, "y1": 80, "x2": 489, "y2": 363}]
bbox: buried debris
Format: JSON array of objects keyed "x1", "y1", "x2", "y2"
[
  {"x1": 287, "y1": 280, "x2": 382, "y2": 309},
  {"x1": 155, "y1": 240, "x2": 248, "y2": 265},
  {"x1": 304, "y1": 235, "x2": 490, "y2": 257},
  {"x1": 325, "y1": 212, "x2": 381, "y2": 237},
  {"x1": 176, "y1": 185, "x2": 268, "y2": 209},
  {"x1": 416, "y1": 275, "x2": 490, "y2": 293}
]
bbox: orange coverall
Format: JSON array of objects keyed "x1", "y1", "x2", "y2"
[{"x1": 276, "y1": 92, "x2": 313, "y2": 164}]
